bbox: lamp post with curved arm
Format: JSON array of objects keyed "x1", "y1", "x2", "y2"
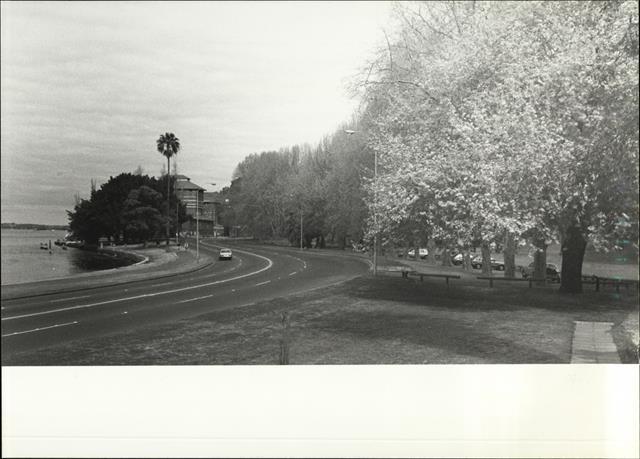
[{"x1": 345, "y1": 129, "x2": 377, "y2": 276}]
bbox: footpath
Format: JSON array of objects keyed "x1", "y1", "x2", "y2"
[
  {"x1": 570, "y1": 321, "x2": 621, "y2": 363},
  {"x1": 1, "y1": 245, "x2": 213, "y2": 300}
]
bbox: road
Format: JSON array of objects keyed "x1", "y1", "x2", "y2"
[{"x1": 1, "y1": 241, "x2": 370, "y2": 361}]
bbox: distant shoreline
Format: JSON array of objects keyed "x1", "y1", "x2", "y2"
[{"x1": 1, "y1": 223, "x2": 69, "y2": 231}]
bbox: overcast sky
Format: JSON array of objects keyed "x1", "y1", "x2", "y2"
[{"x1": 1, "y1": 1, "x2": 392, "y2": 225}]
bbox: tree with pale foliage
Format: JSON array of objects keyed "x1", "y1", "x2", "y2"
[{"x1": 358, "y1": 0, "x2": 638, "y2": 292}]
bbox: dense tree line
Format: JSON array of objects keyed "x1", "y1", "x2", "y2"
[
  {"x1": 218, "y1": 123, "x2": 371, "y2": 249},
  {"x1": 67, "y1": 172, "x2": 186, "y2": 245}
]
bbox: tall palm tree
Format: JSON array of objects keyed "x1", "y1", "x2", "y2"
[{"x1": 156, "y1": 132, "x2": 180, "y2": 244}]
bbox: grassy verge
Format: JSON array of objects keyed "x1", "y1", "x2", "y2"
[
  {"x1": 6, "y1": 274, "x2": 637, "y2": 365},
  {"x1": 612, "y1": 311, "x2": 640, "y2": 363}
]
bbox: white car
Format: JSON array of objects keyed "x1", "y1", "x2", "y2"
[
  {"x1": 218, "y1": 248, "x2": 233, "y2": 261},
  {"x1": 407, "y1": 248, "x2": 429, "y2": 259}
]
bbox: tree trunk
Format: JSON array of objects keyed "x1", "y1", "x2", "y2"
[
  {"x1": 166, "y1": 157, "x2": 170, "y2": 245},
  {"x1": 426, "y1": 239, "x2": 436, "y2": 264},
  {"x1": 481, "y1": 243, "x2": 492, "y2": 275},
  {"x1": 442, "y1": 246, "x2": 452, "y2": 266},
  {"x1": 533, "y1": 239, "x2": 547, "y2": 285},
  {"x1": 463, "y1": 249, "x2": 472, "y2": 271},
  {"x1": 559, "y1": 224, "x2": 588, "y2": 294},
  {"x1": 504, "y1": 231, "x2": 516, "y2": 278}
]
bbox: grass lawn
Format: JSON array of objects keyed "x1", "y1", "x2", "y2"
[{"x1": 6, "y1": 274, "x2": 638, "y2": 365}]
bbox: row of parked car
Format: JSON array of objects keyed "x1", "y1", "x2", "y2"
[
  {"x1": 403, "y1": 249, "x2": 506, "y2": 270},
  {"x1": 400, "y1": 248, "x2": 562, "y2": 281},
  {"x1": 451, "y1": 253, "x2": 505, "y2": 271},
  {"x1": 521, "y1": 262, "x2": 561, "y2": 283}
]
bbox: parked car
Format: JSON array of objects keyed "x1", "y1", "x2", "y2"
[
  {"x1": 521, "y1": 262, "x2": 561, "y2": 282},
  {"x1": 491, "y1": 259, "x2": 505, "y2": 271},
  {"x1": 407, "y1": 248, "x2": 429, "y2": 259},
  {"x1": 470, "y1": 255, "x2": 504, "y2": 270},
  {"x1": 451, "y1": 253, "x2": 464, "y2": 265},
  {"x1": 471, "y1": 255, "x2": 488, "y2": 269},
  {"x1": 218, "y1": 248, "x2": 233, "y2": 261}
]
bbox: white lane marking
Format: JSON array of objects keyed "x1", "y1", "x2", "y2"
[
  {"x1": 2, "y1": 250, "x2": 274, "y2": 321},
  {"x1": 2, "y1": 321, "x2": 79, "y2": 338},
  {"x1": 289, "y1": 272, "x2": 297, "y2": 276},
  {"x1": 288, "y1": 255, "x2": 307, "y2": 269},
  {"x1": 150, "y1": 283, "x2": 165, "y2": 287},
  {"x1": 178, "y1": 294, "x2": 213, "y2": 304},
  {"x1": 49, "y1": 295, "x2": 90, "y2": 303},
  {"x1": 255, "y1": 280, "x2": 271, "y2": 286}
]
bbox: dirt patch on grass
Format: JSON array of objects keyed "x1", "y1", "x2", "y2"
[{"x1": 6, "y1": 275, "x2": 637, "y2": 365}]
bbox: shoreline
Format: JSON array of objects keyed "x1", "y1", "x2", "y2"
[
  {"x1": 1, "y1": 244, "x2": 213, "y2": 300},
  {"x1": 0, "y1": 244, "x2": 158, "y2": 287}
]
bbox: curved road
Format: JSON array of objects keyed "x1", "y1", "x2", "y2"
[{"x1": 1, "y1": 241, "x2": 370, "y2": 361}]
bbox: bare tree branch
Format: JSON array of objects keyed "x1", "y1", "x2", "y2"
[
  {"x1": 419, "y1": 5, "x2": 455, "y2": 40},
  {"x1": 365, "y1": 79, "x2": 440, "y2": 105},
  {"x1": 447, "y1": 1, "x2": 463, "y2": 35},
  {"x1": 382, "y1": 28, "x2": 394, "y2": 71},
  {"x1": 399, "y1": 5, "x2": 430, "y2": 44}
]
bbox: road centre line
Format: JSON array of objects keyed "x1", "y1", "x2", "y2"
[
  {"x1": 2, "y1": 250, "x2": 274, "y2": 321},
  {"x1": 289, "y1": 272, "x2": 297, "y2": 276},
  {"x1": 255, "y1": 280, "x2": 271, "y2": 286},
  {"x1": 49, "y1": 295, "x2": 91, "y2": 303},
  {"x1": 287, "y1": 255, "x2": 307, "y2": 269},
  {"x1": 2, "y1": 321, "x2": 79, "y2": 337},
  {"x1": 178, "y1": 294, "x2": 213, "y2": 304}
]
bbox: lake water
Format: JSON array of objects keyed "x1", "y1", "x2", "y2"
[{"x1": 1, "y1": 229, "x2": 134, "y2": 285}]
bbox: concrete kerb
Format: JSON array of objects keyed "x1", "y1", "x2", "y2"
[{"x1": 1, "y1": 251, "x2": 214, "y2": 301}]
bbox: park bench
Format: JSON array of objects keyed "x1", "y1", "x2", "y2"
[
  {"x1": 477, "y1": 276, "x2": 548, "y2": 288},
  {"x1": 400, "y1": 269, "x2": 460, "y2": 287},
  {"x1": 380, "y1": 267, "x2": 460, "y2": 287}
]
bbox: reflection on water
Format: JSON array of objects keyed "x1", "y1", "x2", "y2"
[{"x1": 1, "y1": 229, "x2": 134, "y2": 285}]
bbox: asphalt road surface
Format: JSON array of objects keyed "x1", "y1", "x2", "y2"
[{"x1": 1, "y1": 241, "x2": 370, "y2": 361}]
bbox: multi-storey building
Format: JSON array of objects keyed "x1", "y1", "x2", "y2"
[{"x1": 175, "y1": 175, "x2": 223, "y2": 236}]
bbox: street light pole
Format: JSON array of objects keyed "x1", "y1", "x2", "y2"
[
  {"x1": 300, "y1": 210, "x2": 303, "y2": 250},
  {"x1": 210, "y1": 183, "x2": 217, "y2": 237},
  {"x1": 196, "y1": 190, "x2": 199, "y2": 261}
]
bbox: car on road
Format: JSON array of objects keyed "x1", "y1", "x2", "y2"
[
  {"x1": 407, "y1": 248, "x2": 429, "y2": 259},
  {"x1": 218, "y1": 248, "x2": 233, "y2": 261},
  {"x1": 521, "y1": 262, "x2": 561, "y2": 282},
  {"x1": 451, "y1": 253, "x2": 464, "y2": 265}
]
